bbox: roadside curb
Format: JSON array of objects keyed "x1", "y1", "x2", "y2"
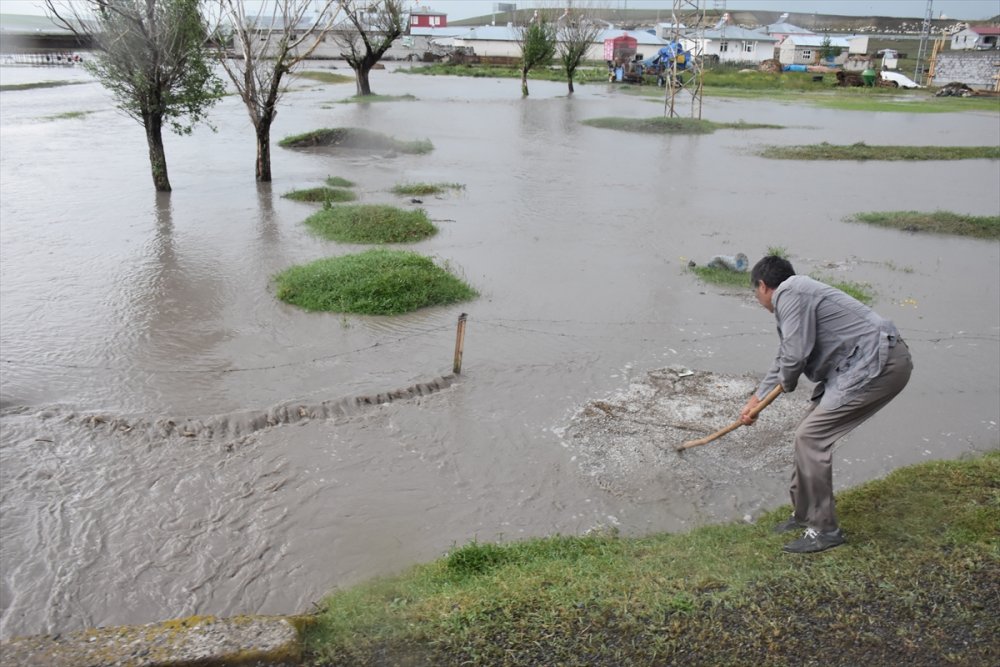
[{"x1": 0, "y1": 614, "x2": 301, "y2": 667}]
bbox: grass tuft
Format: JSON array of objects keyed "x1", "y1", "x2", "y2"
[
  {"x1": 582, "y1": 116, "x2": 782, "y2": 134},
  {"x1": 392, "y1": 182, "x2": 465, "y2": 196},
  {"x1": 282, "y1": 187, "x2": 356, "y2": 204},
  {"x1": 303, "y1": 204, "x2": 436, "y2": 244},
  {"x1": 689, "y1": 265, "x2": 751, "y2": 287},
  {"x1": 759, "y1": 142, "x2": 1000, "y2": 160},
  {"x1": 279, "y1": 127, "x2": 433, "y2": 154},
  {"x1": 301, "y1": 452, "x2": 1000, "y2": 666},
  {"x1": 340, "y1": 93, "x2": 418, "y2": 103},
  {"x1": 296, "y1": 70, "x2": 355, "y2": 85},
  {"x1": 852, "y1": 210, "x2": 1000, "y2": 239},
  {"x1": 325, "y1": 176, "x2": 355, "y2": 188},
  {"x1": 274, "y1": 249, "x2": 477, "y2": 315}
]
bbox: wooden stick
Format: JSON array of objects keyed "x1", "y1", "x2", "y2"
[
  {"x1": 675, "y1": 385, "x2": 783, "y2": 451},
  {"x1": 453, "y1": 313, "x2": 467, "y2": 374}
]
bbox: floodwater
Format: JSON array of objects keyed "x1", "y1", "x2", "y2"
[{"x1": 1, "y1": 61, "x2": 998, "y2": 639}]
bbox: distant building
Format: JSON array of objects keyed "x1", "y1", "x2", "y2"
[
  {"x1": 683, "y1": 26, "x2": 779, "y2": 63},
  {"x1": 950, "y1": 25, "x2": 1000, "y2": 50},
  {"x1": 779, "y1": 35, "x2": 850, "y2": 66},
  {"x1": 409, "y1": 6, "x2": 447, "y2": 29}
]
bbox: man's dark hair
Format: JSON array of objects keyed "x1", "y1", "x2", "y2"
[{"x1": 750, "y1": 255, "x2": 795, "y2": 289}]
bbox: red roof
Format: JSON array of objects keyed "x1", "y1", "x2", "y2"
[{"x1": 970, "y1": 26, "x2": 1000, "y2": 35}]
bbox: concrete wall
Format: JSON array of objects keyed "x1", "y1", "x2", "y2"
[{"x1": 932, "y1": 50, "x2": 1000, "y2": 89}]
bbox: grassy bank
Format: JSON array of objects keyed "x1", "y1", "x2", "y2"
[
  {"x1": 0, "y1": 80, "x2": 89, "y2": 91},
  {"x1": 303, "y1": 205, "x2": 436, "y2": 244},
  {"x1": 282, "y1": 187, "x2": 356, "y2": 204},
  {"x1": 301, "y1": 451, "x2": 999, "y2": 666},
  {"x1": 852, "y1": 210, "x2": 1000, "y2": 239},
  {"x1": 279, "y1": 127, "x2": 432, "y2": 154},
  {"x1": 760, "y1": 142, "x2": 1000, "y2": 160},
  {"x1": 392, "y1": 182, "x2": 465, "y2": 196}
]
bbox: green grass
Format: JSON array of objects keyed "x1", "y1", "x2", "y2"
[
  {"x1": 325, "y1": 176, "x2": 355, "y2": 188},
  {"x1": 0, "y1": 80, "x2": 88, "y2": 91},
  {"x1": 391, "y1": 182, "x2": 465, "y2": 196},
  {"x1": 274, "y1": 249, "x2": 477, "y2": 315},
  {"x1": 582, "y1": 116, "x2": 782, "y2": 134},
  {"x1": 813, "y1": 277, "x2": 875, "y2": 305},
  {"x1": 296, "y1": 70, "x2": 355, "y2": 85},
  {"x1": 759, "y1": 142, "x2": 1000, "y2": 161},
  {"x1": 282, "y1": 187, "x2": 356, "y2": 204},
  {"x1": 300, "y1": 452, "x2": 1000, "y2": 665},
  {"x1": 42, "y1": 110, "x2": 95, "y2": 121},
  {"x1": 851, "y1": 210, "x2": 1000, "y2": 240},
  {"x1": 689, "y1": 265, "x2": 752, "y2": 287},
  {"x1": 279, "y1": 127, "x2": 433, "y2": 154},
  {"x1": 339, "y1": 93, "x2": 418, "y2": 103},
  {"x1": 303, "y1": 204, "x2": 437, "y2": 244}
]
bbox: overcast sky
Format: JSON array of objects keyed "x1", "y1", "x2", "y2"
[{"x1": 3, "y1": 0, "x2": 998, "y2": 21}]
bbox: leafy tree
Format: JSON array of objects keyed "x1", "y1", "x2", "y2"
[
  {"x1": 46, "y1": 0, "x2": 224, "y2": 192},
  {"x1": 821, "y1": 35, "x2": 842, "y2": 62},
  {"x1": 516, "y1": 15, "x2": 557, "y2": 97},
  {"x1": 214, "y1": 0, "x2": 340, "y2": 182},
  {"x1": 557, "y1": 12, "x2": 602, "y2": 95},
  {"x1": 332, "y1": 0, "x2": 405, "y2": 96}
]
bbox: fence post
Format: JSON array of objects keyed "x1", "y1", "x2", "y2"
[{"x1": 453, "y1": 313, "x2": 467, "y2": 374}]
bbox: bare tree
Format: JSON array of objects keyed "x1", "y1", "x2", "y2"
[
  {"x1": 557, "y1": 11, "x2": 602, "y2": 95},
  {"x1": 515, "y1": 13, "x2": 557, "y2": 97},
  {"x1": 214, "y1": 0, "x2": 340, "y2": 182},
  {"x1": 332, "y1": 0, "x2": 406, "y2": 96},
  {"x1": 46, "y1": 0, "x2": 224, "y2": 192}
]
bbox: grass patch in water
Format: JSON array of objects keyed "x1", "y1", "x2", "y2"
[
  {"x1": 852, "y1": 210, "x2": 1000, "y2": 239},
  {"x1": 279, "y1": 127, "x2": 432, "y2": 154},
  {"x1": 274, "y1": 249, "x2": 477, "y2": 315},
  {"x1": 296, "y1": 70, "x2": 354, "y2": 85},
  {"x1": 759, "y1": 142, "x2": 1000, "y2": 160},
  {"x1": 300, "y1": 452, "x2": 1000, "y2": 666},
  {"x1": 303, "y1": 204, "x2": 436, "y2": 244},
  {"x1": 812, "y1": 276, "x2": 875, "y2": 305},
  {"x1": 326, "y1": 176, "x2": 355, "y2": 188},
  {"x1": 689, "y1": 265, "x2": 751, "y2": 287},
  {"x1": 0, "y1": 80, "x2": 88, "y2": 91},
  {"x1": 282, "y1": 187, "x2": 356, "y2": 204},
  {"x1": 582, "y1": 116, "x2": 782, "y2": 134},
  {"x1": 392, "y1": 182, "x2": 465, "y2": 196},
  {"x1": 339, "y1": 93, "x2": 418, "y2": 103},
  {"x1": 43, "y1": 110, "x2": 95, "y2": 121}
]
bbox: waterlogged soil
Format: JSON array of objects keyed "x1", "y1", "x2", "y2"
[{"x1": 1, "y1": 62, "x2": 998, "y2": 640}]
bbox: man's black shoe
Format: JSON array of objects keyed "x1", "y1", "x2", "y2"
[
  {"x1": 773, "y1": 515, "x2": 805, "y2": 534},
  {"x1": 783, "y1": 527, "x2": 846, "y2": 554}
]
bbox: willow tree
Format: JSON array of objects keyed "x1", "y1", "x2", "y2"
[
  {"x1": 557, "y1": 13, "x2": 602, "y2": 95},
  {"x1": 215, "y1": 0, "x2": 340, "y2": 182},
  {"x1": 332, "y1": 0, "x2": 406, "y2": 97},
  {"x1": 516, "y1": 16, "x2": 557, "y2": 97},
  {"x1": 46, "y1": 0, "x2": 224, "y2": 192}
]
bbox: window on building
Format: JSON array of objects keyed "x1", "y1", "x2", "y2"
[
  {"x1": 801, "y1": 49, "x2": 812, "y2": 59},
  {"x1": 743, "y1": 41, "x2": 754, "y2": 53},
  {"x1": 719, "y1": 40, "x2": 729, "y2": 52},
  {"x1": 431, "y1": 16, "x2": 440, "y2": 26}
]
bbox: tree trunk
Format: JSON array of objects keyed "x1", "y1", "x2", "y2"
[
  {"x1": 357, "y1": 67, "x2": 372, "y2": 96},
  {"x1": 255, "y1": 123, "x2": 272, "y2": 182},
  {"x1": 567, "y1": 76, "x2": 575, "y2": 94},
  {"x1": 143, "y1": 113, "x2": 171, "y2": 192},
  {"x1": 521, "y1": 68, "x2": 529, "y2": 97}
]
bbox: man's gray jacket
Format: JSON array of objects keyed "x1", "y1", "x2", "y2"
[{"x1": 756, "y1": 275, "x2": 902, "y2": 410}]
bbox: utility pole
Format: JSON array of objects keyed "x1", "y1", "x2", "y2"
[
  {"x1": 914, "y1": 0, "x2": 933, "y2": 85},
  {"x1": 665, "y1": 0, "x2": 706, "y2": 119}
]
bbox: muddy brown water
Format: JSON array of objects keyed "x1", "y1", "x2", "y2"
[{"x1": 1, "y1": 62, "x2": 998, "y2": 639}]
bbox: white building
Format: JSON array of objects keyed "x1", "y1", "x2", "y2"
[
  {"x1": 950, "y1": 25, "x2": 1000, "y2": 50},
  {"x1": 682, "y1": 26, "x2": 778, "y2": 63},
  {"x1": 451, "y1": 25, "x2": 666, "y2": 61},
  {"x1": 779, "y1": 35, "x2": 850, "y2": 66}
]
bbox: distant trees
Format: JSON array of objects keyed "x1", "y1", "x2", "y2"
[
  {"x1": 45, "y1": 0, "x2": 224, "y2": 192},
  {"x1": 332, "y1": 0, "x2": 406, "y2": 96},
  {"x1": 557, "y1": 12, "x2": 602, "y2": 95},
  {"x1": 214, "y1": 0, "x2": 340, "y2": 182},
  {"x1": 516, "y1": 14, "x2": 557, "y2": 97}
]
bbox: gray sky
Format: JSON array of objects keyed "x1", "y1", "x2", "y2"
[{"x1": 2, "y1": 0, "x2": 998, "y2": 20}]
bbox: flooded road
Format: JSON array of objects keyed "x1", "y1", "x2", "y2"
[{"x1": 1, "y1": 62, "x2": 998, "y2": 638}]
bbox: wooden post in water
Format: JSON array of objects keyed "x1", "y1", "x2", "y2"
[{"x1": 453, "y1": 313, "x2": 468, "y2": 374}]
